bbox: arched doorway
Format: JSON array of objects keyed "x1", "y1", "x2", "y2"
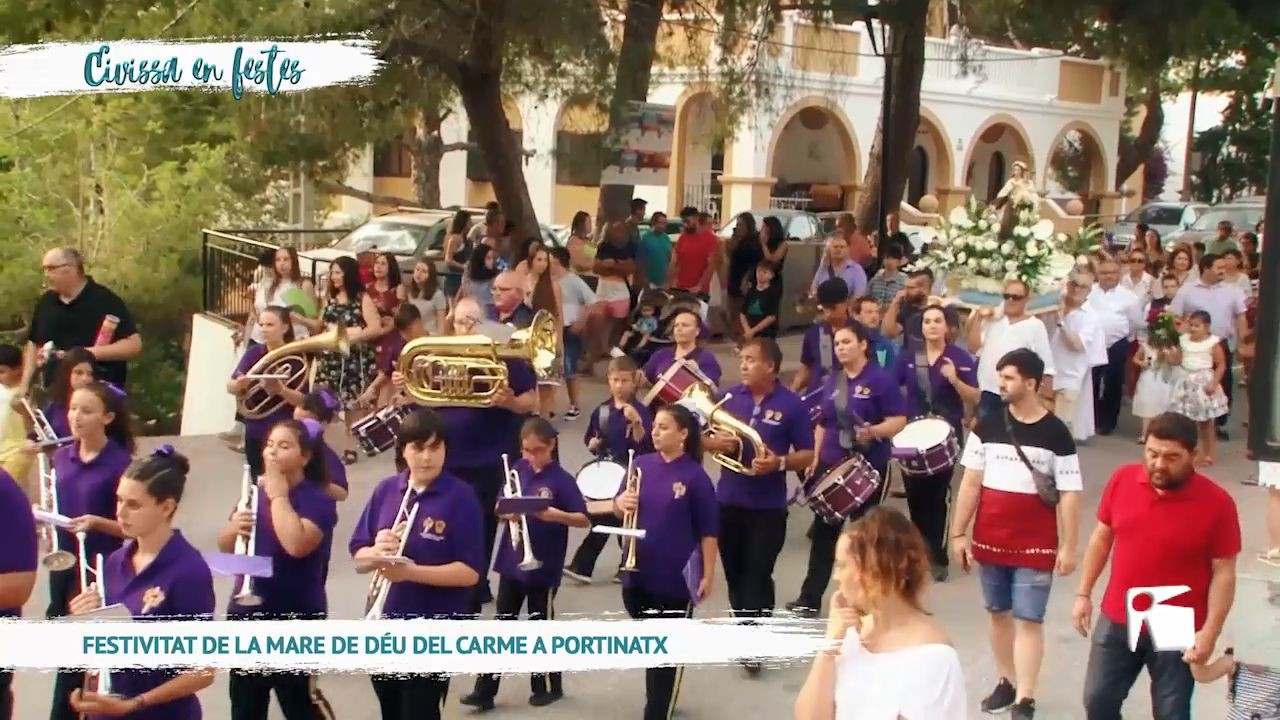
[
  {"x1": 987, "y1": 152, "x2": 1006, "y2": 201},
  {"x1": 907, "y1": 110, "x2": 954, "y2": 208},
  {"x1": 963, "y1": 116, "x2": 1033, "y2": 204},
  {"x1": 1045, "y1": 122, "x2": 1109, "y2": 217},
  {"x1": 765, "y1": 99, "x2": 859, "y2": 213},
  {"x1": 907, "y1": 146, "x2": 929, "y2": 206},
  {"x1": 672, "y1": 91, "x2": 724, "y2": 216}
]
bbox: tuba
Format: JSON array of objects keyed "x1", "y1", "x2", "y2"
[
  {"x1": 237, "y1": 324, "x2": 350, "y2": 419},
  {"x1": 679, "y1": 384, "x2": 768, "y2": 476},
  {"x1": 396, "y1": 309, "x2": 561, "y2": 408}
]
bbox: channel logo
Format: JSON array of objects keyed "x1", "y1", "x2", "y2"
[{"x1": 1126, "y1": 585, "x2": 1195, "y2": 652}]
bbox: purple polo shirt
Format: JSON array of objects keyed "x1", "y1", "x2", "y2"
[
  {"x1": 380, "y1": 332, "x2": 407, "y2": 376},
  {"x1": 642, "y1": 346, "x2": 722, "y2": 386},
  {"x1": 584, "y1": 399, "x2": 653, "y2": 460},
  {"x1": 893, "y1": 344, "x2": 977, "y2": 430},
  {"x1": 437, "y1": 359, "x2": 538, "y2": 470},
  {"x1": 0, "y1": 468, "x2": 37, "y2": 618},
  {"x1": 228, "y1": 481, "x2": 337, "y2": 618},
  {"x1": 232, "y1": 344, "x2": 294, "y2": 441},
  {"x1": 53, "y1": 440, "x2": 130, "y2": 566},
  {"x1": 42, "y1": 402, "x2": 70, "y2": 440},
  {"x1": 715, "y1": 382, "x2": 814, "y2": 510},
  {"x1": 322, "y1": 443, "x2": 348, "y2": 492},
  {"x1": 96, "y1": 530, "x2": 213, "y2": 720},
  {"x1": 816, "y1": 364, "x2": 905, "y2": 473},
  {"x1": 493, "y1": 459, "x2": 587, "y2": 587},
  {"x1": 349, "y1": 471, "x2": 485, "y2": 618},
  {"x1": 618, "y1": 453, "x2": 718, "y2": 602},
  {"x1": 799, "y1": 322, "x2": 845, "y2": 393}
]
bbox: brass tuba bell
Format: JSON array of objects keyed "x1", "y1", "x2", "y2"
[
  {"x1": 396, "y1": 309, "x2": 562, "y2": 409},
  {"x1": 237, "y1": 325, "x2": 350, "y2": 419},
  {"x1": 679, "y1": 383, "x2": 769, "y2": 476}
]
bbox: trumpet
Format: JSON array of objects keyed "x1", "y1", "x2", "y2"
[
  {"x1": 233, "y1": 466, "x2": 263, "y2": 608},
  {"x1": 620, "y1": 450, "x2": 642, "y2": 573},
  {"x1": 364, "y1": 486, "x2": 420, "y2": 621},
  {"x1": 81, "y1": 551, "x2": 116, "y2": 697},
  {"x1": 501, "y1": 453, "x2": 541, "y2": 573},
  {"x1": 35, "y1": 455, "x2": 75, "y2": 572}
]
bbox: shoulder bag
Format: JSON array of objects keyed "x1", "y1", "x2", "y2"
[{"x1": 1003, "y1": 409, "x2": 1059, "y2": 507}]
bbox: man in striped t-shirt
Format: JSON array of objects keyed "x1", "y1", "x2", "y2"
[{"x1": 949, "y1": 348, "x2": 1083, "y2": 720}]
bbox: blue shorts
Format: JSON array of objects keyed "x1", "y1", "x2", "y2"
[
  {"x1": 978, "y1": 563, "x2": 1053, "y2": 623},
  {"x1": 563, "y1": 328, "x2": 583, "y2": 377}
]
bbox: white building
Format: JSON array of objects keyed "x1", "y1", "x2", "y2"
[{"x1": 335, "y1": 7, "x2": 1128, "y2": 230}]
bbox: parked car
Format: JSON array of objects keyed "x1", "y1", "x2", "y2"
[
  {"x1": 718, "y1": 209, "x2": 824, "y2": 241},
  {"x1": 298, "y1": 208, "x2": 563, "y2": 284},
  {"x1": 1105, "y1": 202, "x2": 1208, "y2": 248},
  {"x1": 1165, "y1": 197, "x2": 1266, "y2": 248},
  {"x1": 815, "y1": 211, "x2": 933, "y2": 255}
]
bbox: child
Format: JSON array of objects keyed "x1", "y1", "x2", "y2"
[
  {"x1": 28, "y1": 347, "x2": 97, "y2": 444},
  {"x1": 612, "y1": 301, "x2": 660, "y2": 356},
  {"x1": 867, "y1": 243, "x2": 908, "y2": 309},
  {"x1": 294, "y1": 388, "x2": 349, "y2": 502},
  {"x1": 1132, "y1": 275, "x2": 1179, "y2": 442},
  {"x1": 461, "y1": 417, "x2": 589, "y2": 711},
  {"x1": 1167, "y1": 310, "x2": 1228, "y2": 466},
  {"x1": 1188, "y1": 648, "x2": 1280, "y2": 719},
  {"x1": 741, "y1": 260, "x2": 782, "y2": 341},
  {"x1": 563, "y1": 356, "x2": 651, "y2": 586},
  {"x1": 360, "y1": 303, "x2": 426, "y2": 409},
  {"x1": 0, "y1": 344, "x2": 31, "y2": 494}
]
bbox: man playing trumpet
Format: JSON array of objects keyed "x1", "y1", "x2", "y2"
[
  {"x1": 462, "y1": 417, "x2": 590, "y2": 712},
  {"x1": 349, "y1": 408, "x2": 485, "y2": 720}
]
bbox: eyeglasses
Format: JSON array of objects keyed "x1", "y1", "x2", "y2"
[
  {"x1": 42, "y1": 263, "x2": 70, "y2": 272},
  {"x1": 1002, "y1": 293, "x2": 1027, "y2": 301}
]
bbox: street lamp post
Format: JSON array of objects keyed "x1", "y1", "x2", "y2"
[{"x1": 864, "y1": 10, "x2": 892, "y2": 262}]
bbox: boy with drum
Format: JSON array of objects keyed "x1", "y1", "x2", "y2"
[{"x1": 563, "y1": 356, "x2": 652, "y2": 585}]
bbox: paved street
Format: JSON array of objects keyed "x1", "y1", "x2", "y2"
[{"x1": 11, "y1": 333, "x2": 1278, "y2": 719}]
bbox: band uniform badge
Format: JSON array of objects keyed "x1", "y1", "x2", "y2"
[
  {"x1": 672, "y1": 482, "x2": 686, "y2": 499},
  {"x1": 140, "y1": 587, "x2": 166, "y2": 614}
]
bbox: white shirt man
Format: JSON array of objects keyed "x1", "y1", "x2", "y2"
[
  {"x1": 975, "y1": 318, "x2": 1056, "y2": 395},
  {"x1": 1052, "y1": 273, "x2": 1103, "y2": 441},
  {"x1": 1086, "y1": 283, "x2": 1141, "y2": 350}
]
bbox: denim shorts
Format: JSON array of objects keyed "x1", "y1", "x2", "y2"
[
  {"x1": 563, "y1": 328, "x2": 583, "y2": 377},
  {"x1": 978, "y1": 563, "x2": 1053, "y2": 623}
]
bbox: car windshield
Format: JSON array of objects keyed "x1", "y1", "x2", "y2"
[
  {"x1": 1124, "y1": 206, "x2": 1185, "y2": 226},
  {"x1": 1190, "y1": 207, "x2": 1264, "y2": 231},
  {"x1": 331, "y1": 221, "x2": 430, "y2": 255}
]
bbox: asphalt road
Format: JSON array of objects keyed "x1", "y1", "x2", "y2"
[{"x1": 11, "y1": 334, "x2": 1278, "y2": 719}]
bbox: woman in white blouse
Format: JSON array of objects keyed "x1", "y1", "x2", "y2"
[
  {"x1": 245, "y1": 246, "x2": 313, "y2": 347},
  {"x1": 794, "y1": 507, "x2": 966, "y2": 720},
  {"x1": 1120, "y1": 249, "x2": 1157, "y2": 302}
]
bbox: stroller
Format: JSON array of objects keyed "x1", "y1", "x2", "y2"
[{"x1": 614, "y1": 288, "x2": 709, "y2": 367}]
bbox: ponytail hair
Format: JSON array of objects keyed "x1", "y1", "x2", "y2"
[
  {"x1": 124, "y1": 445, "x2": 190, "y2": 518},
  {"x1": 269, "y1": 419, "x2": 329, "y2": 487},
  {"x1": 77, "y1": 381, "x2": 136, "y2": 454}
]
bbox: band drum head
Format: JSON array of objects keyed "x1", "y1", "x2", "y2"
[
  {"x1": 893, "y1": 417, "x2": 952, "y2": 450},
  {"x1": 576, "y1": 461, "x2": 626, "y2": 500}
]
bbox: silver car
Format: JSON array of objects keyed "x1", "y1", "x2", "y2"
[
  {"x1": 1166, "y1": 198, "x2": 1266, "y2": 248},
  {"x1": 1106, "y1": 202, "x2": 1207, "y2": 248}
]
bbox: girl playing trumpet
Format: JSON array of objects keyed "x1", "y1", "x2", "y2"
[
  {"x1": 462, "y1": 417, "x2": 590, "y2": 711},
  {"x1": 613, "y1": 403, "x2": 719, "y2": 720},
  {"x1": 227, "y1": 307, "x2": 305, "y2": 479},
  {"x1": 66, "y1": 446, "x2": 218, "y2": 719},
  {"x1": 49, "y1": 381, "x2": 134, "y2": 720},
  {"x1": 349, "y1": 408, "x2": 485, "y2": 720},
  {"x1": 216, "y1": 419, "x2": 337, "y2": 720}
]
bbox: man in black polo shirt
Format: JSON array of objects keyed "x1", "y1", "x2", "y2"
[
  {"x1": 486, "y1": 271, "x2": 535, "y2": 329},
  {"x1": 881, "y1": 268, "x2": 959, "y2": 351},
  {"x1": 23, "y1": 248, "x2": 141, "y2": 391}
]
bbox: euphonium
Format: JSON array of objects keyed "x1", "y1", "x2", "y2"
[
  {"x1": 233, "y1": 466, "x2": 263, "y2": 608},
  {"x1": 620, "y1": 450, "x2": 642, "y2": 573},
  {"x1": 501, "y1": 453, "x2": 541, "y2": 572},
  {"x1": 679, "y1": 383, "x2": 768, "y2": 476},
  {"x1": 238, "y1": 324, "x2": 350, "y2": 419},
  {"x1": 364, "y1": 485, "x2": 419, "y2": 621},
  {"x1": 397, "y1": 309, "x2": 562, "y2": 408}
]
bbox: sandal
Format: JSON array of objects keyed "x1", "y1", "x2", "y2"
[{"x1": 1258, "y1": 549, "x2": 1280, "y2": 568}]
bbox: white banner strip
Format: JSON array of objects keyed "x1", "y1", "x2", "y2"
[
  {"x1": 0, "y1": 618, "x2": 830, "y2": 673},
  {"x1": 0, "y1": 38, "x2": 383, "y2": 99}
]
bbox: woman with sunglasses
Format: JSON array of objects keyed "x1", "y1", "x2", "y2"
[{"x1": 66, "y1": 446, "x2": 217, "y2": 719}]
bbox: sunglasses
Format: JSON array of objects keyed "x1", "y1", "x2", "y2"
[
  {"x1": 1002, "y1": 293, "x2": 1027, "y2": 301},
  {"x1": 42, "y1": 263, "x2": 70, "y2": 272},
  {"x1": 1128, "y1": 258, "x2": 1145, "y2": 264}
]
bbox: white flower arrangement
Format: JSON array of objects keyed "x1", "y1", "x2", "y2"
[{"x1": 909, "y1": 196, "x2": 1076, "y2": 295}]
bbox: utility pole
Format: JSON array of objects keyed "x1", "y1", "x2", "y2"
[
  {"x1": 1247, "y1": 58, "x2": 1279, "y2": 462},
  {"x1": 1180, "y1": 60, "x2": 1201, "y2": 202}
]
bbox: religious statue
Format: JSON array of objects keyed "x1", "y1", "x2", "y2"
[{"x1": 990, "y1": 160, "x2": 1038, "y2": 243}]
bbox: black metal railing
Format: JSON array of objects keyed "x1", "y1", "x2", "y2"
[{"x1": 202, "y1": 230, "x2": 279, "y2": 325}]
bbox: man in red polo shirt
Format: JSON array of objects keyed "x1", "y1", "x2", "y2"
[
  {"x1": 1073, "y1": 412, "x2": 1240, "y2": 720},
  {"x1": 667, "y1": 207, "x2": 719, "y2": 300}
]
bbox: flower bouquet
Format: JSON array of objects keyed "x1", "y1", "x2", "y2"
[
  {"x1": 1145, "y1": 308, "x2": 1182, "y2": 382},
  {"x1": 908, "y1": 197, "x2": 1076, "y2": 311}
]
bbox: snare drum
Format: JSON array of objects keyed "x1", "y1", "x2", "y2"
[
  {"x1": 804, "y1": 454, "x2": 882, "y2": 524},
  {"x1": 890, "y1": 416, "x2": 959, "y2": 478},
  {"x1": 352, "y1": 405, "x2": 411, "y2": 457},
  {"x1": 641, "y1": 359, "x2": 713, "y2": 410},
  {"x1": 575, "y1": 459, "x2": 627, "y2": 515}
]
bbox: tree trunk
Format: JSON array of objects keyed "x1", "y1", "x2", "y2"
[
  {"x1": 1115, "y1": 80, "x2": 1165, "y2": 189},
  {"x1": 412, "y1": 107, "x2": 444, "y2": 209},
  {"x1": 854, "y1": 0, "x2": 930, "y2": 241},
  {"x1": 458, "y1": 67, "x2": 540, "y2": 241},
  {"x1": 597, "y1": 0, "x2": 664, "y2": 225}
]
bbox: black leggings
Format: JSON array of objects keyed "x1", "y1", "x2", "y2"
[
  {"x1": 472, "y1": 578, "x2": 561, "y2": 699},
  {"x1": 229, "y1": 671, "x2": 334, "y2": 720},
  {"x1": 622, "y1": 586, "x2": 693, "y2": 720},
  {"x1": 46, "y1": 568, "x2": 79, "y2": 720},
  {"x1": 370, "y1": 674, "x2": 449, "y2": 720}
]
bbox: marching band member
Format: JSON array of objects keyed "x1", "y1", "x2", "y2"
[
  {"x1": 394, "y1": 296, "x2": 538, "y2": 610},
  {"x1": 564, "y1": 356, "x2": 652, "y2": 585},
  {"x1": 893, "y1": 305, "x2": 980, "y2": 583},
  {"x1": 226, "y1": 307, "x2": 303, "y2": 479},
  {"x1": 789, "y1": 323, "x2": 906, "y2": 618},
  {"x1": 293, "y1": 390, "x2": 349, "y2": 502},
  {"x1": 49, "y1": 381, "x2": 134, "y2": 720},
  {"x1": 349, "y1": 408, "x2": 485, "y2": 720},
  {"x1": 66, "y1": 446, "x2": 217, "y2": 719},
  {"x1": 23, "y1": 346, "x2": 96, "y2": 451},
  {"x1": 613, "y1": 403, "x2": 718, "y2": 720},
  {"x1": 703, "y1": 338, "x2": 813, "y2": 674},
  {"x1": 0, "y1": 466, "x2": 37, "y2": 720},
  {"x1": 641, "y1": 309, "x2": 722, "y2": 389},
  {"x1": 791, "y1": 279, "x2": 853, "y2": 411},
  {"x1": 463, "y1": 417, "x2": 589, "y2": 711},
  {"x1": 216, "y1": 419, "x2": 337, "y2": 720}
]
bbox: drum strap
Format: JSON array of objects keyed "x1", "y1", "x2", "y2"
[
  {"x1": 593, "y1": 404, "x2": 611, "y2": 458},
  {"x1": 833, "y1": 371, "x2": 868, "y2": 453},
  {"x1": 818, "y1": 325, "x2": 833, "y2": 374},
  {"x1": 913, "y1": 350, "x2": 934, "y2": 415}
]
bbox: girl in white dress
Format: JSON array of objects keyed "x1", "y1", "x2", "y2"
[
  {"x1": 1167, "y1": 310, "x2": 1229, "y2": 466},
  {"x1": 794, "y1": 507, "x2": 966, "y2": 720},
  {"x1": 1131, "y1": 276, "x2": 1180, "y2": 441}
]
